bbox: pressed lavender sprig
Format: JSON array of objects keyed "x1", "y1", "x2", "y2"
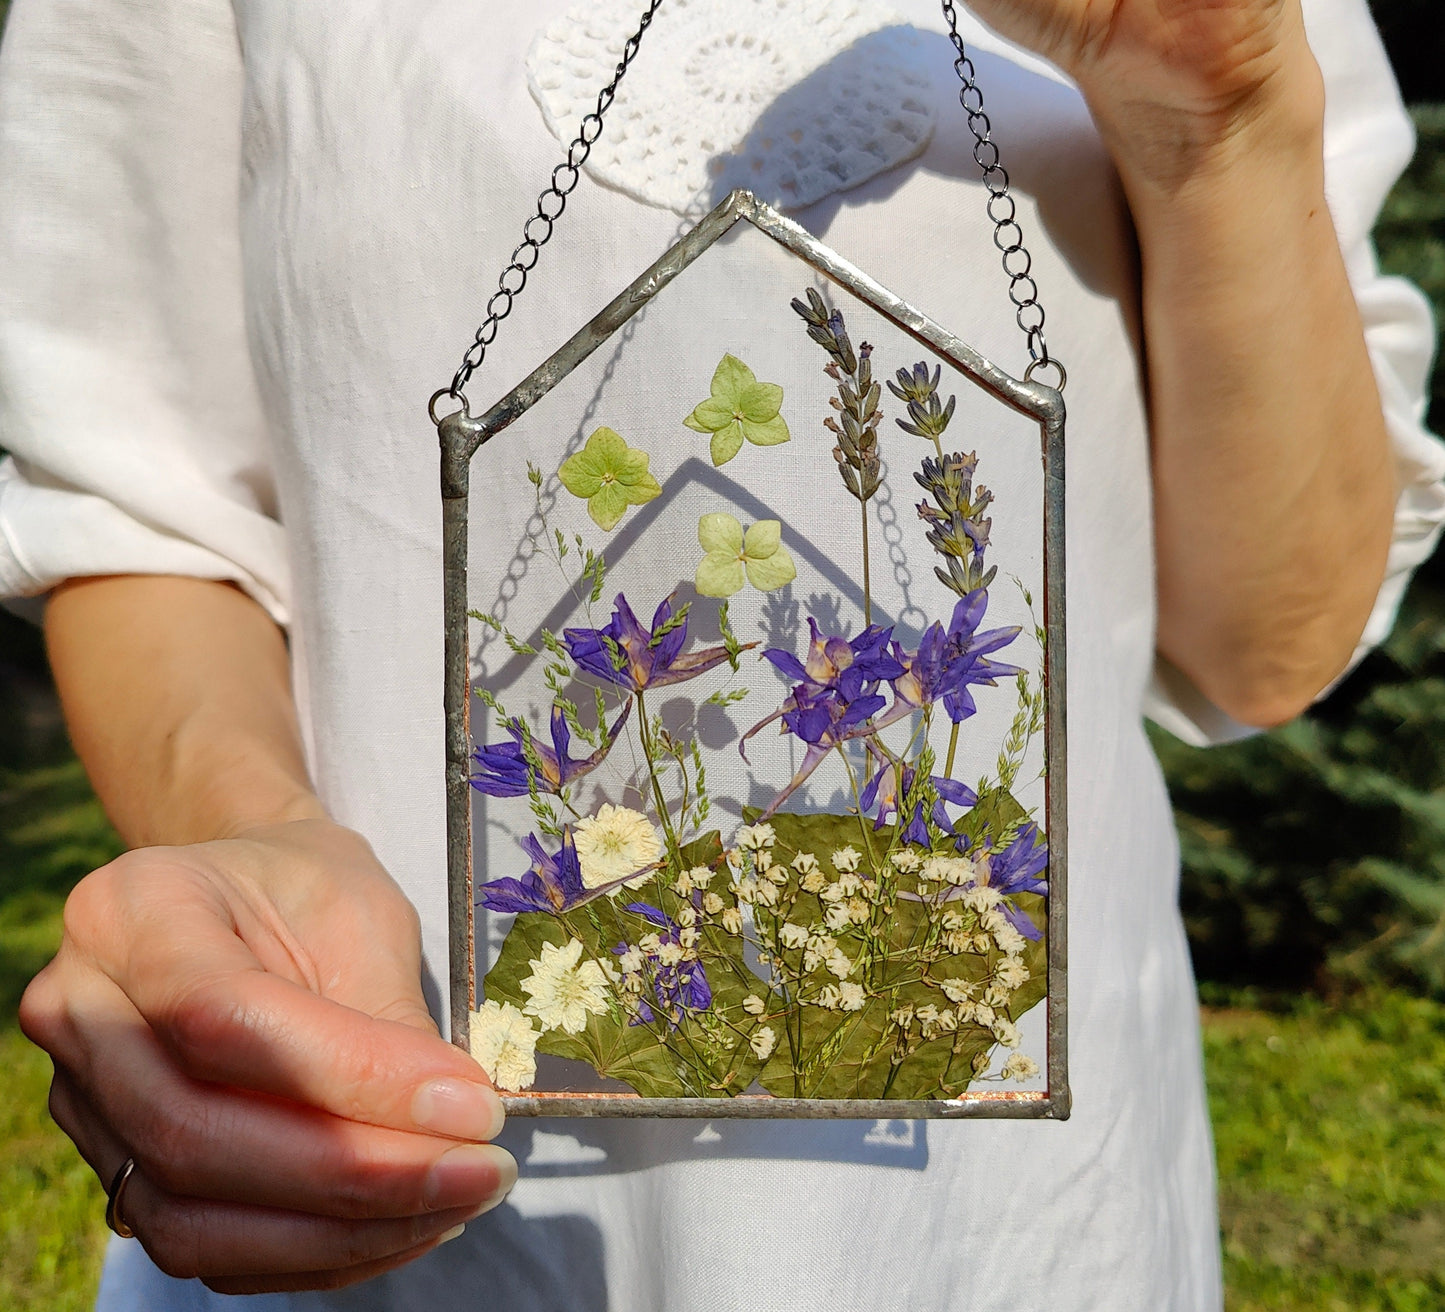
[
  {"x1": 888, "y1": 362, "x2": 957, "y2": 457},
  {"x1": 791, "y1": 287, "x2": 882, "y2": 620},
  {"x1": 915, "y1": 450, "x2": 997, "y2": 599}
]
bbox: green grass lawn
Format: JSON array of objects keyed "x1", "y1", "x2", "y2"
[{"x1": 1, "y1": 752, "x2": 1442, "y2": 1308}]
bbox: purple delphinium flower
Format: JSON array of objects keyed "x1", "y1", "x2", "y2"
[
  {"x1": 859, "y1": 758, "x2": 978, "y2": 846},
  {"x1": 476, "y1": 828, "x2": 587, "y2": 914},
  {"x1": 564, "y1": 593, "x2": 745, "y2": 694},
  {"x1": 763, "y1": 617, "x2": 902, "y2": 703},
  {"x1": 614, "y1": 902, "x2": 712, "y2": 1027},
  {"x1": 976, "y1": 822, "x2": 1048, "y2": 940},
  {"x1": 470, "y1": 700, "x2": 632, "y2": 798}
]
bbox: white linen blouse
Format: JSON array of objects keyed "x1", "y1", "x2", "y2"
[{"x1": 1, "y1": 1, "x2": 1442, "y2": 1310}]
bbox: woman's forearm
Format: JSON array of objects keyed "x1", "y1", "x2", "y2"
[
  {"x1": 45, "y1": 575, "x2": 324, "y2": 846},
  {"x1": 1083, "y1": 38, "x2": 1396, "y2": 727}
]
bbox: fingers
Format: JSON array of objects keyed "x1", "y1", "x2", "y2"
[
  {"x1": 43, "y1": 972, "x2": 515, "y2": 1221},
  {"x1": 61, "y1": 849, "x2": 503, "y2": 1141}
]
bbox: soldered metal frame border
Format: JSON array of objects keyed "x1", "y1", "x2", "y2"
[{"x1": 436, "y1": 188, "x2": 1068, "y2": 1121}]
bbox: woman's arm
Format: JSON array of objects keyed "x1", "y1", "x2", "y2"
[
  {"x1": 968, "y1": 0, "x2": 1397, "y2": 727},
  {"x1": 21, "y1": 575, "x2": 515, "y2": 1295}
]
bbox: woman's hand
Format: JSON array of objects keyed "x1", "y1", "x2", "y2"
[{"x1": 20, "y1": 817, "x2": 514, "y2": 1296}]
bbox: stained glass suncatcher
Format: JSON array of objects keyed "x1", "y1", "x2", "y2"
[{"x1": 437, "y1": 190, "x2": 1067, "y2": 1118}]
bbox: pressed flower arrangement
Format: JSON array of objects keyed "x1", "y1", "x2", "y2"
[{"x1": 440, "y1": 193, "x2": 1067, "y2": 1115}]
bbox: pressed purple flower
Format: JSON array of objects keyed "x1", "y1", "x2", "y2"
[
  {"x1": 764, "y1": 618, "x2": 902, "y2": 703},
  {"x1": 564, "y1": 593, "x2": 743, "y2": 693},
  {"x1": 974, "y1": 822, "x2": 1048, "y2": 940},
  {"x1": 476, "y1": 828, "x2": 587, "y2": 914},
  {"x1": 470, "y1": 700, "x2": 632, "y2": 798},
  {"x1": 860, "y1": 759, "x2": 978, "y2": 844},
  {"x1": 616, "y1": 902, "x2": 712, "y2": 1026}
]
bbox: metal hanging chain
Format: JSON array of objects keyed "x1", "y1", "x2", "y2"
[
  {"x1": 435, "y1": 0, "x2": 666, "y2": 417},
  {"x1": 435, "y1": 0, "x2": 1064, "y2": 422},
  {"x1": 940, "y1": 1, "x2": 1062, "y2": 388}
]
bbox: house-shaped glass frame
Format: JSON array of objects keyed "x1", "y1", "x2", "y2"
[{"x1": 436, "y1": 189, "x2": 1068, "y2": 1119}]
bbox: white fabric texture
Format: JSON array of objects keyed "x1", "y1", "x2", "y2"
[
  {"x1": 527, "y1": 0, "x2": 936, "y2": 214},
  {"x1": 0, "y1": 1, "x2": 1439, "y2": 1310}
]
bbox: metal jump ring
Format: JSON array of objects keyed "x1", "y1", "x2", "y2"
[
  {"x1": 429, "y1": 388, "x2": 471, "y2": 427},
  {"x1": 1025, "y1": 358, "x2": 1067, "y2": 391},
  {"x1": 105, "y1": 1157, "x2": 137, "y2": 1239}
]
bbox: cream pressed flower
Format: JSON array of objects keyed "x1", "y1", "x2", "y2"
[
  {"x1": 973, "y1": 1002, "x2": 996, "y2": 1027},
  {"x1": 754, "y1": 879, "x2": 780, "y2": 908},
  {"x1": 734, "y1": 877, "x2": 758, "y2": 904},
  {"x1": 672, "y1": 870, "x2": 695, "y2": 896},
  {"x1": 750, "y1": 1025, "x2": 777, "y2": 1059},
  {"x1": 779, "y1": 921, "x2": 809, "y2": 949},
  {"x1": 984, "y1": 981, "x2": 1012, "y2": 1008},
  {"x1": 1002, "y1": 1052, "x2": 1039, "y2": 1082},
  {"x1": 979, "y1": 908, "x2": 1008, "y2": 935},
  {"x1": 838, "y1": 981, "x2": 866, "y2": 1012},
  {"x1": 792, "y1": 851, "x2": 820, "y2": 875},
  {"x1": 469, "y1": 1000, "x2": 540, "y2": 1092},
  {"x1": 831, "y1": 846, "x2": 861, "y2": 873},
  {"x1": 847, "y1": 897, "x2": 870, "y2": 925},
  {"x1": 762, "y1": 862, "x2": 789, "y2": 886},
  {"x1": 721, "y1": 907, "x2": 743, "y2": 934},
  {"x1": 991, "y1": 1016, "x2": 1022, "y2": 1049},
  {"x1": 675, "y1": 904, "x2": 697, "y2": 928},
  {"x1": 996, "y1": 958, "x2": 1031, "y2": 989},
  {"x1": 939, "y1": 977, "x2": 976, "y2": 1004},
  {"x1": 963, "y1": 884, "x2": 1005, "y2": 912},
  {"x1": 678, "y1": 927, "x2": 700, "y2": 950},
  {"x1": 742, "y1": 993, "x2": 766, "y2": 1015},
  {"x1": 992, "y1": 923, "x2": 1027, "y2": 957},
  {"x1": 737, "y1": 822, "x2": 777, "y2": 851},
  {"x1": 816, "y1": 984, "x2": 842, "y2": 1010},
  {"x1": 824, "y1": 904, "x2": 851, "y2": 932},
  {"x1": 890, "y1": 848, "x2": 923, "y2": 873},
  {"x1": 800, "y1": 869, "x2": 827, "y2": 894},
  {"x1": 688, "y1": 864, "x2": 714, "y2": 889},
  {"x1": 702, "y1": 891, "x2": 725, "y2": 915},
  {"x1": 819, "y1": 881, "x2": 846, "y2": 904},
  {"x1": 520, "y1": 938, "x2": 611, "y2": 1035},
  {"x1": 639, "y1": 932, "x2": 662, "y2": 954},
  {"x1": 617, "y1": 945, "x2": 644, "y2": 975},
  {"x1": 657, "y1": 941, "x2": 685, "y2": 966},
  {"x1": 572, "y1": 804, "x2": 663, "y2": 889},
  {"x1": 826, "y1": 948, "x2": 853, "y2": 980}
]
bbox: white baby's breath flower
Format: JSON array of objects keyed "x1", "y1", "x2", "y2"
[
  {"x1": 725, "y1": 848, "x2": 744, "y2": 871},
  {"x1": 889, "y1": 848, "x2": 923, "y2": 873},
  {"x1": 973, "y1": 1002, "x2": 996, "y2": 1027},
  {"x1": 915, "y1": 1004, "x2": 941, "y2": 1028},
  {"x1": 520, "y1": 939, "x2": 610, "y2": 1035},
  {"x1": 838, "y1": 981, "x2": 866, "y2": 1012},
  {"x1": 991, "y1": 1016, "x2": 1022, "y2": 1049},
  {"x1": 639, "y1": 932, "x2": 662, "y2": 954},
  {"x1": 688, "y1": 864, "x2": 714, "y2": 889},
  {"x1": 972, "y1": 933, "x2": 993, "y2": 954},
  {"x1": 675, "y1": 904, "x2": 697, "y2": 928},
  {"x1": 944, "y1": 930, "x2": 972, "y2": 954},
  {"x1": 816, "y1": 984, "x2": 842, "y2": 1010},
  {"x1": 819, "y1": 881, "x2": 846, "y2": 904},
  {"x1": 734, "y1": 877, "x2": 758, "y2": 904},
  {"x1": 984, "y1": 981, "x2": 1012, "y2": 1008},
  {"x1": 803, "y1": 947, "x2": 824, "y2": 972},
  {"x1": 755, "y1": 878, "x2": 780, "y2": 907},
  {"x1": 779, "y1": 921, "x2": 809, "y2": 949},
  {"x1": 800, "y1": 869, "x2": 827, "y2": 893},
  {"x1": 742, "y1": 993, "x2": 766, "y2": 1015},
  {"x1": 738, "y1": 823, "x2": 777, "y2": 851},
  {"x1": 750, "y1": 1025, "x2": 776, "y2": 1059},
  {"x1": 992, "y1": 923, "x2": 1027, "y2": 957},
  {"x1": 672, "y1": 870, "x2": 695, "y2": 896},
  {"x1": 831, "y1": 846, "x2": 861, "y2": 873},
  {"x1": 617, "y1": 945, "x2": 644, "y2": 975},
  {"x1": 939, "y1": 977, "x2": 977, "y2": 1004},
  {"x1": 701, "y1": 891, "x2": 725, "y2": 915},
  {"x1": 921, "y1": 855, "x2": 968, "y2": 886},
  {"x1": 941, "y1": 909, "x2": 967, "y2": 931},
  {"x1": 573, "y1": 804, "x2": 663, "y2": 889},
  {"x1": 792, "y1": 851, "x2": 820, "y2": 875},
  {"x1": 861, "y1": 878, "x2": 879, "y2": 901},
  {"x1": 846, "y1": 897, "x2": 870, "y2": 925},
  {"x1": 826, "y1": 948, "x2": 853, "y2": 980},
  {"x1": 963, "y1": 884, "x2": 1004, "y2": 912},
  {"x1": 996, "y1": 958, "x2": 1031, "y2": 990},
  {"x1": 657, "y1": 941, "x2": 684, "y2": 966},
  {"x1": 835, "y1": 871, "x2": 862, "y2": 897},
  {"x1": 824, "y1": 903, "x2": 852, "y2": 932},
  {"x1": 678, "y1": 927, "x2": 700, "y2": 950},
  {"x1": 762, "y1": 862, "x2": 789, "y2": 886},
  {"x1": 955, "y1": 1000, "x2": 979, "y2": 1024},
  {"x1": 979, "y1": 908, "x2": 1008, "y2": 935},
  {"x1": 1002, "y1": 1052, "x2": 1039, "y2": 1082},
  {"x1": 469, "y1": 1000, "x2": 540, "y2": 1092},
  {"x1": 721, "y1": 907, "x2": 743, "y2": 934}
]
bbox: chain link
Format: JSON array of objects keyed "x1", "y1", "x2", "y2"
[
  {"x1": 445, "y1": 0, "x2": 666, "y2": 405},
  {"x1": 438, "y1": 0, "x2": 1063, "y2": 416},
  {"x1": 940, "y1": 1, "x2": 1060, "y2": 383}
]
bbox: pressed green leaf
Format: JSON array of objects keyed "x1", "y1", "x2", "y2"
[
  {"x1": 738, "y1": 380, "x2": 783, "y2": 423},
  {"x1": 742, "y1": 413, "x2": 791, "y2": 447},
  {"x1": 710, "y1": 425, "x2": 745, "y2": 466}
]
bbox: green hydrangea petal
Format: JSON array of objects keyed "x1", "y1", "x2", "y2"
[
  {"x1": 614, "y1": 447, "x2": 652, "y2": 483},
  {"x1": 738, "y1": 380, "x2": 783, "y2": 423},
  {"x1": 743, "y1": 518, "x2": 782, "y2": 559},
  {"x1": 710, "y1": 353, "x2": 756, "y2": 404},
  {"x1": 742, "y1": 414, "x2": 791, "y2": 448},
  {"x1": 698, "y1": 511, "x2": 744, "y2": 554},
  {"x1": 683, "y1": 411, "x2": 711, "y2": 433},
  {"x1": 689, "y1": 397, "x2": 735, "y2": 432},
  {"x1": 745, "y1": 545, "x2": 797, "y2": 592},
  {"x1": 586, "y1": 426, "x2": 629, "y2": 462},
  {"x1": 588, "y1": 482, "x2": 630, "y2": 531},
  {"x1": 558, "y1": 450, "x2": 605, "y2": 498},
  {"x1": 625, "y1": 470, "x2": 663, "y2": 506},
  {"x1": 696, "y1": 551, "x2": 746, "y2": 598},
  {"x1": 710, "y1": 425, "x2": 745, "y2": 466}
]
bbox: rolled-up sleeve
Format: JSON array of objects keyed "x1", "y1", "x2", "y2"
[
  {"x1": 1144, "y1": 0, "x2": 1445, "y2": 746},
  {"x1": 0, "y1": 0, "x2": 290, "y2": 624}
]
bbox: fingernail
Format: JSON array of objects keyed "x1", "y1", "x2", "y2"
[
  {"x1": 411, "y1": 1078, "x2": 505, "y2": 1141},
  {"x1": 424, "y1": 1143, "x2": 518, "y2": 1213},
  {"x1": 437, "y1": 1223, "x2": 467, "y2": 1245}
]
